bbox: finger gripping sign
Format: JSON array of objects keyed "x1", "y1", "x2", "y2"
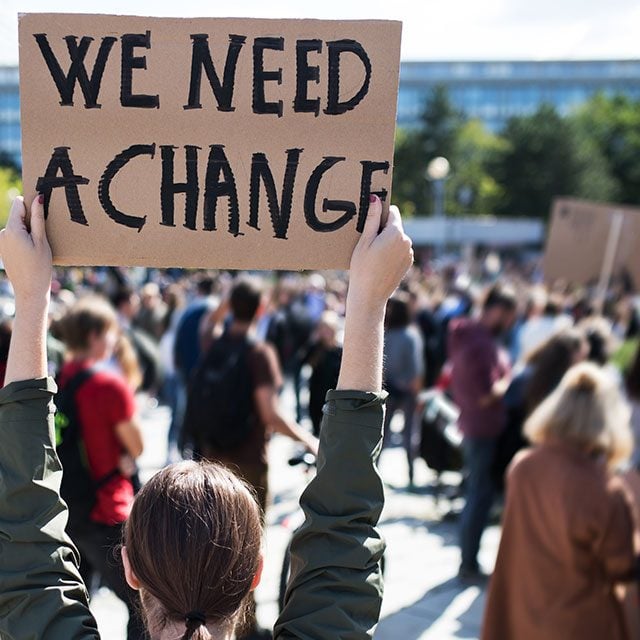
[{"x1": 19, "y1": 14, "x2": 402, "y2": 269}]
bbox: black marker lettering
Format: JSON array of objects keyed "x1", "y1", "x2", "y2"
[
  {"x1": 184, "y1": 34, "x2": 246, "y2": 111},
  {"x1": 249, "y1": 148, "x2": 303, "y2": 239},
  {"x1": 357, "y1": 160, "x2": 389, "y2": 231},
  {"x1": 35, "y1": 146, "x2": 90, "y2": 224},
  {"x1": 203, "y1": 145, "x2": 240, "y2": 235},
  {"x1": 98, "y1": 144, "x2": 156, "y2": 230},
  {"x1": 34, "y1": 33, "x2": 116, "y2": 108},
  {"x1": 120, "y1": 31, "x2": 159, "y2": 108},
  {"x1": 294, "y1": 40, "x2": 322, "y2": 116},
  {"x1": 325, "y1": 39, "x2": 371, "y2": 115},
  {"x1": 304, "y1": 156, "x2": 356, "y2": 232},
  {"x1": 253, "y1": 37, "x2": 284, "y2": 117},
  {"x1": 160, "y1": 145, "x2": 200, "y2": 229}
]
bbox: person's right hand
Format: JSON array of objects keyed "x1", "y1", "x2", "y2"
[
  {"x1": 348, "y1": 195, "x2": 413, "y2": 309},
  {"x1": 0, "y1": 195, "x2": 52, "y2": 305}
]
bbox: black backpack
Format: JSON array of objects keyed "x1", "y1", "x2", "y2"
[
  {"x1": 419, "y1": 391, "x2": 464, "y2": 473},
  {"x1": 184, "y1": 333, "x2": 256, "y2": 452},
  {"x1": 55, "y1": 368, "x2": 119, "y2": 527}
]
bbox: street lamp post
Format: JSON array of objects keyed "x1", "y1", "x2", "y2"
[{"x1": 426, "y1": 156, "x2": 450, "y2": 258}]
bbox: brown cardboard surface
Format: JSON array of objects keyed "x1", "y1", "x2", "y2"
[
  {"x1": 19, "y1": 14, "x2": 402, "y2": 269},
  {"x1": 544, "y1": 198, "x2": 640, "y2": 290}
]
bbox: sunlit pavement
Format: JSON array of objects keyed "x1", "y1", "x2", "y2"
[{"x1": 91, "y1": 390, "x2": 499, "y2": 640}]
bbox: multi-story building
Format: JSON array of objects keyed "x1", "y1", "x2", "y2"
[
  {"x1": 2, "y1": 60, "x2": 640, "y2": 166},
  {"x1": 0, "y1": 66, "x2": 20, "y2": 167},
  {"x1": 398, "y1": 59, "x2": 640, "y2": 131}
]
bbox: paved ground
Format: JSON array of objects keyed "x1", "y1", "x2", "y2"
[{"x1": 91, "y1": 391, "x2": 499, "y2": 639}]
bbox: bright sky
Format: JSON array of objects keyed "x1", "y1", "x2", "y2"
[{"x1": 1, "y1": 0, "x2": 639, "y2": 65}]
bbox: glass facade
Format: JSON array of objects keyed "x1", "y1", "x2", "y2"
[
  {"x1": 0, "y1": 66, "x2": 20, "y2": 167},
  {"x1": 1, "y1": 60, "x2": 640, "y2": 166},
  {"x1": 398, "y1": 59, "x2": 640, "y2": 131}
]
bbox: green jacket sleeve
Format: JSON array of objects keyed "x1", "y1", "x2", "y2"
[
  {"x1": 274, "y1": 389, "x2": 387, "y2": 640},
  {"x1": 0, "y1": 378, "x2": 99, "y2": 640}
]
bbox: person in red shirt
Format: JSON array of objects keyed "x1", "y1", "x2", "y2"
[{"x1": 57, "y1": 296, "x2": 145, "y2": 640}]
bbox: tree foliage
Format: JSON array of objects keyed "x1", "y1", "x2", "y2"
[
  {"x1": 0, "y1": 164, "x2": 21, "y2": 228},
  {"x1": 393, "y1": 88, "x2": 639, "y2": 220}
]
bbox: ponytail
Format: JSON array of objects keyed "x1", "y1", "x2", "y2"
[{"x1": 182, "y1": 612, "x2": 212, "y2": 640}]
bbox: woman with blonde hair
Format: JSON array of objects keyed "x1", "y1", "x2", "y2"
[{"x1": 482, "y1": 362, "x2": 638, "y2": 640}]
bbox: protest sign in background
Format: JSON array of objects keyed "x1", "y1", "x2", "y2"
[
  {"x1": 19, "y1": 14, "x2": 402, "y2": 269},
  {"x1": 544, "y1": 197, "x2": 640, "y2": 291}
]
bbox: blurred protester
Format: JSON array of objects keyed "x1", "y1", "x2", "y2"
[
  {"x1": 626, "y1": 346, "x2": 640, "y2": 467},
  {"x1": 448, "y1": 285, "x2": 516, "y2": 580},
  {"x1": 413, "y1": 293, "x2": 444, "y2": 388},
  {"x1": 482, "y1": 363, "x2": 635, "y2": 640},
  {"x1": 303, "y1": 310, "x2": 343, "y2": 437},
  {"x1": 158, "y1": 283, "x2": 186, "y2": 461},
  {"x1": 112, "y1": 333, "x2": 143, "y2": 392},
  {"x1": 524, "y1": 328, "x2": 589, "y2": 414},
  {"x1": 493, "y1": 328, "x2": 588, "y2": 488},
  {"x1": 382, "y1": 293, "x2": 424, "y2": 486},
  {"x1": 172, "y1": 276, "x2": 218, "y2": 453},
  {"x1": 184, "y1": 277, "x2": 318, "y2": 640},
  {"x1": 57, "y1": 296, "x2": 145, "y2": 640},
  {"x1": 112, "y1": 286, "x2": 163, "y2": 393},
  {"x1": 269, "y1": 282, "x2": 316, "y2": 423},
  {"x1": 135, "y1": 281, "x2": 167, "y2": 341},
  {"x1": 515, "y1": 288, "x2": 572, "y2": 362}
]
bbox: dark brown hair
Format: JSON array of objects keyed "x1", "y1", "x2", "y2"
[
  {"x1": 123, "y1": 461, "x2": 262, "y2": 640},
  {"x1": 230, "y1": 278, "x2": 262, "y2": 323},
  {"x1": 58, "y1": 296, "x2": 118, "y2": 352},
  {"x1": 385, "y1": 293, "x2": 411, "y2": 330},
  {"x1": 525, "y1": 328, "x2": 587, "y2": 414},
  {"x1": 626, "y1": 345, "x2": 640, "y2": 401},
  {"x1": 483, "y1": 284, "x2": 517, "y2": 313}
]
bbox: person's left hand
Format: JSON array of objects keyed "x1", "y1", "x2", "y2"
[{"x1": 0, "y1": 195, "x2": 52, "y2": 305}]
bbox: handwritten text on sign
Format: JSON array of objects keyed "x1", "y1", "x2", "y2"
[{"x1": 19, "y1": 15, "x2": 402, "y2": 269}]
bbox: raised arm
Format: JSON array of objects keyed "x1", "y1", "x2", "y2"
[
  {"x1": 274, "y1": 196, "x2": 413, "y2": 639},
  {"x1": 0, "y1": 196, "x2": 99, "y2": 639},
  {"x1": 2, "y1": 195, "x2": 51, "y2": 384}
]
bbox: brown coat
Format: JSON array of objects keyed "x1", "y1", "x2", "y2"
[{"x1": 482, "y1": 442, "x2": 636, "y2": 640}]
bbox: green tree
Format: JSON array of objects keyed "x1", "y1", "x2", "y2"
[
  {"x1": 0, "y1": 158, "x2": 21, "y2": 228},
  {"x1": 572, "y1": 93, "x2": 640, "y2": 205},
  {"x1": 446, "y1": 119, "x2": 507, "y2": 216},
  {"x1": 392, "y1": 85, "x2": 464, "y2": 216},
  {"x1": 491, "y1": 104, "x2": 615, "y2": 219}
]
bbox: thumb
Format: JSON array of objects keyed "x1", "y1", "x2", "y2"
[
  {"x1": 29, "y1": 194, "x2": 46, "y2": 242},
  {"x1": 360, "y1": 195, "x2": 382, "y2": 243},
  {"x1": 7, "y1": 196, "x2": 27, "y2": 232}
]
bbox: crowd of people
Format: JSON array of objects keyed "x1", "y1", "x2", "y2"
[{"x1": 1, "y1": 192, "x2": 640, "y2": 639}]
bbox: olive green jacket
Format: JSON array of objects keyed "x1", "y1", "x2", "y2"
[{"x1": 0, "y1": 378, "x2": 386, "y2": 639}]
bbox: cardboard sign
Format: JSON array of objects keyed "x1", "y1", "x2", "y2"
[
  {"x1": 544, "y1": 198, "x2": 640, "y2": 290},
  {"x1": 19, "y1": 14, "x2": 402, "y2": 269}
]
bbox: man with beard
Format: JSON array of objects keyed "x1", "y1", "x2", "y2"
[{"x1": 448, "y1": 285, "x2": 517, "y2": 582}]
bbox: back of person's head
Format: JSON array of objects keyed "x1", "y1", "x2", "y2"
[
  {"x1": 111, "y1": 286, "x2": 136, "y2": 311},
  {"x1": 525, "y1": 328, "x2": 587, "y2": 412},
  {"x1": 524, "y1": 362, "x2": 632, "y2": 469},
  {"x1": 544, "y1": 293, "x2": 563, "y2": 317},
  {"x1": 580, "y1": 316, "x2": 616, "y2": 367},
  {"x1": 385, "y1": 293, "x2": 411, "y2": 330},
  {"x1": 230, "y1": 278, "x2": 263, "y2": 324},
  {"x1": 482, "y1": 284, "x2": 517, "y2": 314},
  {"x1": 59, "y1": 296, "x2": 118, "y2": 352},
  {"x1": 196, "y1": 276, "x2": 215, "y2": 297},
  {"x1": 123, "y1": 460, "x2": 262, "y2": 640}
]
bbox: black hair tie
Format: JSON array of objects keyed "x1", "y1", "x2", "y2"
[{"x1": 185, "y1": 610, "x2": 207, "y2": 626}]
